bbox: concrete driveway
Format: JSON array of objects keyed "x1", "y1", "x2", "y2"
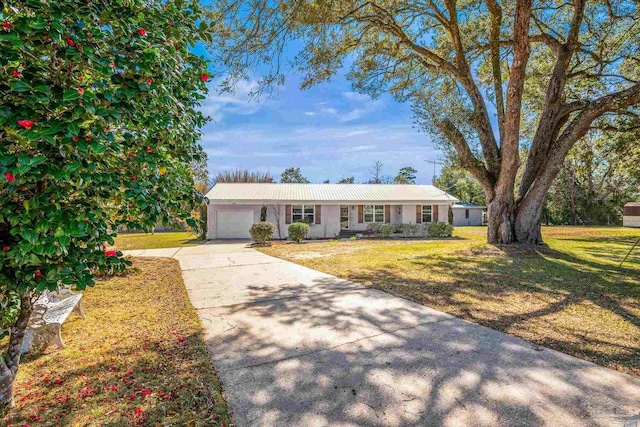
[{"x1": 126, "y1": 242, "x2": 640, "y2": 427}]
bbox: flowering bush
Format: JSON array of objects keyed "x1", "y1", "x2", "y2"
[
  {"x1": 427, "y1": 222, "x2": 455, "y2": 238},
  {"x1": 249, "y1": 222, "x2": 276, "y2": 244},
  {"x1": 0, "y1": 0, "x2": 213, "y2": 409},
  {"x1": 288, "y1": 222, "x2": 309, "y2": 243}
]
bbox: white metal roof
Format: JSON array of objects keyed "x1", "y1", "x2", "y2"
[
  {"x1": 206, "y1": 183, "x2": 458, "y2": 203},
  {"x1": 452, "y1": 202, "x2": 485, "y2": 209}
]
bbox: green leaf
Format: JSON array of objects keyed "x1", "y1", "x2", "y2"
[
  {"x1": 63, "y1": 88, "x2": 80, "y2": 101},
  {"x1": 28, "y1": 20, "x2": 48, "y2": 30},
  {"x1": 67, "y1": 122, "x2": 80, "y2": 136},
  {"x1": 30, "y1": 156, "x2": 47, "y2": 166},
  {"x1": 11, "y1": 81, "x2": 30, "y2": 92}
]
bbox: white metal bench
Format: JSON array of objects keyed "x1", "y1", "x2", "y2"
[{"x1": 21, "y1": 288, "x2": 85, "y2": 354}]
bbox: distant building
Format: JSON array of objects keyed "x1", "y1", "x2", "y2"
[
  {"x1": 623, "y1": 202, "x2": 640, "y2": 228},
  {"x1": 451, "y1": 202, "x2": 485, "y2": 226}
]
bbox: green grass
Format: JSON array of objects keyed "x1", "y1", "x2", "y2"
[
  {"x1": 112, "y1": 232, "x2": 203, "y2": 250},
  {"x1": 4, "y1": 258, "x2": 231, "y2": 426},
  {"x1": 258, "y1": 226, "x2": 640, "y2": 377}
]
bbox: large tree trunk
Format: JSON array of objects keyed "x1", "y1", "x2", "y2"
[{"x1": 0, "y1": 292, "x2": 32, "y2": 411}]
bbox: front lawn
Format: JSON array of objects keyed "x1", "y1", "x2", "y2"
[
  {"x1": 258, "y1": 226, "x2": 640, "y2": 376},
  {"x1": 112, "y1": 232, "x2": 203, "y2": 250},
  {"x1": 3, "y1": 258, "x2": 230, "y2": 426}
]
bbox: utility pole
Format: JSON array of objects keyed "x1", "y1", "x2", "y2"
[{"x1": 424, "y1": 160, "x2": 442, "y2": 184}]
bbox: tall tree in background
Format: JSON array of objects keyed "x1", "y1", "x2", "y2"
[
  {"x1": 366, "y1": 161, "x2": 392, "y2": 183},
  {"x1": 337, "y1": 176, "x2": 355, "y2": 184},
  {"x1": 394, "y1": 167, "x2": 418, "y2": 184},
  {"x1": 435, "y1": 164, "x2": 486, "y2": 206},
  {"x1": 280, "y1": 167, "x2": 309, "y2": 183},
  {"x1": 0, "y1": 0, "x2": 211, "y2": 408},
  {"x1": 213, "y1": 169, "x2": 274, "y2": 183},
  {"x1": 208, "y1": 0, "x2": 640, "y2": 244}
]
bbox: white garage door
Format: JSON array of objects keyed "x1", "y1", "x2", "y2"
[{"x1": 216, "y1": 211, "x2": 254, "y2": 239}]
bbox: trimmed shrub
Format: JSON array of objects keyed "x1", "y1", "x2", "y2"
[
  {"x1": 366, "y1": 223, "x2": 396, "y2": 238},
  {"x1": 428, "y1": 222, "x2": 454, "y2": 238},
  {"x1": 288, "y1": 222, "x2": 310, "y2": 242},
  {"x1": 250, "y1": 221, "x2": 276, "y2": 244},
  {"x1": 399, "y1": 223, "x2": 420, "y2": 238}
]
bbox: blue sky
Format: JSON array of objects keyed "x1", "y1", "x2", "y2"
[{"x1": 194, "y1": 47, "x2": 444, "y2": 184}]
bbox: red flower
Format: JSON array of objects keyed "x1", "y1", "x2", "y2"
[
  {"x1": 177, "y1": 336, "x2": 185, "y2": 342},
  {"x1": 134, "y1": 407, "x2": 144, "y2": 418},
  {"x1": 17, "y1": 120, "x2": 34, "y2": 130},
  {"x1": 146, "y1": 78, "x2": 153, "y2": 84},
  {"x1": 105, "y1": 250, "x2": 117, "y2": 257},
  {"x1": 73, "y1": 136, "x2": 79, "y2": 142},
  {"x1": 12, "y1": 70, "x2": 21, "y2": 78},
  {"x1": 2, "y1": 22, "x2": 12, "y2": 30},
  {"x1": 5, "y1": 172, "x2": 15, "y2": 182},
  {"x1": 145, "y1": 147, "x2": 151, "y2": 153},
  {"x1": 141, "y1": 389, "x2": 152, "y2": 397},
  {"x1": 79, "y1": 76, "x2": 84, "y2": 82},
  {"x1": 77, "y1": 87, "x2": 84, "y2": 95},
  {"x1": 35, "y1": 270, "x2": 42, "y2": 277},
  {"x1": 86, "y1": 136, "x2": 93, "y2": 141},
  {"x1": 200, "y1": 73, "x2": 209, "y2": 82},
  {"x1": 65, "y1": 36, "x2": 76, "y2": 47},
  {"x1": 137, "y1": 28, "x2": 146, "y2": 36},
  {"x1": 2, "y1": 246, "x2": 9, "y2": 252},
  {"x1": 109, "y1": 62, "x2": 115, "y2": 68}
]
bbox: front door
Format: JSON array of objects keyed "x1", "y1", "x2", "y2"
[{"x1": 340, "y1": 205, "x2": 349, "y2": 229}]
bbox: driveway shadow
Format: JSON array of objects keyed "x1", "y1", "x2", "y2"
[{"x1": 201, "y1": 276, "x2": 640, "y2": 427}]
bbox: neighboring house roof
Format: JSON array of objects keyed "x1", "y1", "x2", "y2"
[
  {"x1": 452, "y1": 202, "x2": 485, "y2": 209},
  {"x1": 206, "y1": 183, "x2": 458, "y2": 203}
]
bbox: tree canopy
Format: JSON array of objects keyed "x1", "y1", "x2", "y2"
[
  {"x1": 280, "y1": 167, "x2": 310, "y2": 183},
  {"x1": 208, "y1": 0, "x2": 640, "y2": 244},
  {"x1": 213, "y1": 169, "x2": 274, "y2": 183},
  {"x1": 393, "y1": 166, "x2": 418, "y2": 184},
  {"x1": 0, "y1": 0, "x2": 212, "y2": 408}
]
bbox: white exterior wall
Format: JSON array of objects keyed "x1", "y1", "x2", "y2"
[
  {"x1": 623, "y1": 215, "x2": 640, "y2": 228},
  {"x1": 207, "y1": 202, "x2": 455, "y2": 239},
  {"x1": 208, "y1": 203, "x2": 341, "y2": 239},
  {"x1": 452, "y1": 208, "x2": 484, "y2": 226}
]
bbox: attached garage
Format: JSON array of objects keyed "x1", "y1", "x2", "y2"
[
  {"x1": 216, "y1": 210, "x2": 254, "y2": 239},
  {"x1": 623, "y1": 202, "x2": 640, "y2": 228}
]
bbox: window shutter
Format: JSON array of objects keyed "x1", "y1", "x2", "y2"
[
  {"x1": 285, "y1": 204, "x2": 292, "y2": 224},
  {"x1": 416, "y1": 205, "x2": 422, "y2": 223},
  {"x1": 433, "y1": 205, "x2": 439, "y2": 222},
  {"x1": 385, "y1": 205, "x2": 391, "y2": 223},
  {"x1": 315, "y1": 205, "x2": 321, "y2": 224},
  {"x1": 358, "y1": 205, "x2": 364, "y2": 223}
]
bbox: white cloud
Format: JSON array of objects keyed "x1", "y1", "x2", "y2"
[
  {"x1": 304, "y1": 111, "x2": 316, "y2": 116},
  {"x1": 198, "y1": 80, "x2": 264, "y2": 123},
  {"x1": 320, "y1": 107, "x2": 338, "y2": 115}
]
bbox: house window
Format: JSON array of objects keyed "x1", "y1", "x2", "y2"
[
  {"x1": 422, "y1": 205, "x2": 433, "y2": 223},
  {"x1": 292, "y1": 205, "x2": 315, "y2": 224},
  {"x1": 465, "y1": 209, "x2": 469, "y2": 219},
  {"x1": 364, "y1": 205, "x2": 385, "y2": 223}
]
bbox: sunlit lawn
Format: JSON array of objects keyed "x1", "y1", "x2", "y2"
[
  {"x1": 112, "y1": 232, "x2": 203, "y2": 251},
  {"x1": 258, "y1": 226, "x2": 640, "y2": 376},
  {"x1": 3, "y1": 258, "x2": 230, "y2": 426}
]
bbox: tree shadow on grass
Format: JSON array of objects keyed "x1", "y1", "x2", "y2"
[{"x1": 198, "y1": 275, "x2": 640, "y2": 427}]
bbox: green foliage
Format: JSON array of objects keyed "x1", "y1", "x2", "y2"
[
  {"x1": 393, "y1": 167, "x2": 417, "y2": 184},
  {"x1": 214, "y1": 169, "x2": 274, "y2": 183},
  {"x1": 337, "y1": 176, "x2": 355, "y2": 184},
  {"x1": 428, "y1": 222, "x2": 454, "y2": 238},
  {"x1": 280, "y1": 167, "x2": 309, "y2": 183},
  {"x1": 0, "y1": 1, "x2": 212, "y2": 299},
  {"x1": 434, "y1": 164, "x2": 486, "y2": 206},
  {"x1": 288, "y1": 222, "x2": 309, "y2": 242},
  {"x1": 545, "y1": 134, "x2": 640, "y2": 225},
  {"x1": 366, "y1": 223, "x2": 396, "y2": 238},
  {"x1": 249, "y1": 221, "x2": 276, "y2": 244},
  {"x1": 349, "y1": 235, "x2": 357, "y2": 241}
]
